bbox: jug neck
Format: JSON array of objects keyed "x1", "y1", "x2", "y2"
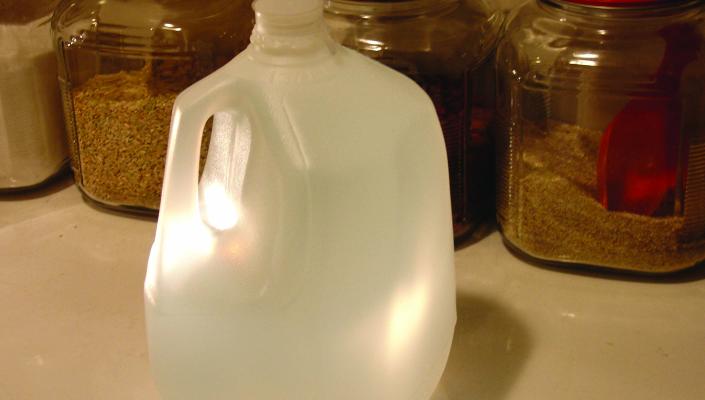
[{"x1": 250, "y1": 1, "x2": 336, "y2": 64}]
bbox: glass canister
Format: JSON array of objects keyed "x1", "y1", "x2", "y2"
[
  {"x1": 324, "y1": 0, "x2": 504, "y2": 244},
  {"x1": 496, "y1": 0, "x2": 705, "y2": 273},
  {"x1": 0, "y1": 1, "x2": 68, "y2": 191},
  {"x1": 52, "y1": 0, "x2": 253, "y2": 214}
]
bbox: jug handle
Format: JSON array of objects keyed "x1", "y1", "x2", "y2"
[{"x1": 158, "y1": 77, "x2": 245, "y2": 223}]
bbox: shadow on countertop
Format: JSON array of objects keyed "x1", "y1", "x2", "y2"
[
  {"x1": 433, "y1": 293, "x2": 533, "y2": 400},
  {"x1": 0, "y1": 168, "x2": 73, "y2": 200},
  {"x1": 0, "y1": 168, "x2": 158, "y2": 223},
  {"x1": 502, "y1": 237, "x2": 705, "y2": 284}
]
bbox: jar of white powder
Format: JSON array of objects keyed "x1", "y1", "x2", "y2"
[{"x1": 0, "y1": 1, "x2": 68, "y2": 191}]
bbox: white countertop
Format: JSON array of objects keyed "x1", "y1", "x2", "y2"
[{"x1": 2, "y1": 177, "x2": 704, "y2": 400}]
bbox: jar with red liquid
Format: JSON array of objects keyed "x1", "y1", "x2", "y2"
[
  {"x1": 324, "y1": 0, "x2": 504, "y2": 245},
  {"x1": 496, "y1": 0, "x2": 705, "y2": 273}
]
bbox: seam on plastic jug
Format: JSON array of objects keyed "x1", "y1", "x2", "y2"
[{"x1": 274, "y1": 95, "x2": 315, "y2": 309}]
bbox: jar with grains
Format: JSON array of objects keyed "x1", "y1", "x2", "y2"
[
  {"x1": 324, "y1": 0, "x2": 504, "y2": 245},
  {"x1": 496, "y1": 0, "x2": 705, "y2": 273},
  {"x1": 1, "y1": 0, "x2": 68, "y2": 191},
  {"x1": 52, "y1": 0, "x2": 253, "y2": 214}
]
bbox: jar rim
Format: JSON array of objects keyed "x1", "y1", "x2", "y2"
[
  {"x1": 324, "y1": 0, "x2": 458, "y2": 17},
  {"x1": 540, "y1": 0, "x2": 703, "y2": 17},
  {"x1": 557, "y1": 0, "x2": 692, "y2": 7}
]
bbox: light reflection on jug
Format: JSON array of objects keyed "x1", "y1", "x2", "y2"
[
  {"x1": 387, "y1": 281, "x2": 430, "y2": 364},
  {"x1": 200, "y1": 111, "x2": 252, "y2": 231}
]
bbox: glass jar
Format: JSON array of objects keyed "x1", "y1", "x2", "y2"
[
  {"x1": 324, "y1": 0, "x2": 504, "y2": 244},
  {"x1": 496, "y1": 0, "x2": 705, "y2": 273},
  {"x1": 0, "y1": 1, "x2": 68, "y2": 191},
  {"x1": 52, "y1": 0, "x2": 253, "y2": 214}
]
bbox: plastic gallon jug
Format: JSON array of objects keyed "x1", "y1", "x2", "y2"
[{"x1": 144, "y1": 1, "x2": 457, "y2": 399}]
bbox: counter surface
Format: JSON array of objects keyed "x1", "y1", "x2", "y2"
[{"x1": 2, "y1": 179, "x2": 704, "y2": 400}]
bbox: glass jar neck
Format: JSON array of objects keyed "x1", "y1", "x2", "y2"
[
  {"x1": 540, "y1": 0, "x2": 703, "y2": 18},
  {"x1": 325, "y1": 0, "x2": 458, "y2": 17},
  {"x1": 1, "y1": 0, "x2": 57, "y2": 25}
]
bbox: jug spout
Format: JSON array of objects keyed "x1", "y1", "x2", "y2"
[
  {"x1": 254, "y1": 0, "x2": 323, "y2": 18},
  {"x1": 250, "y1": 0, "x2": 336, "y2": 62}
]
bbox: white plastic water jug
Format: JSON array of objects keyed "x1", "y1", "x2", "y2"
[{"x1": 144, "y1": 1, "x2": 456, "y2": 399}]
